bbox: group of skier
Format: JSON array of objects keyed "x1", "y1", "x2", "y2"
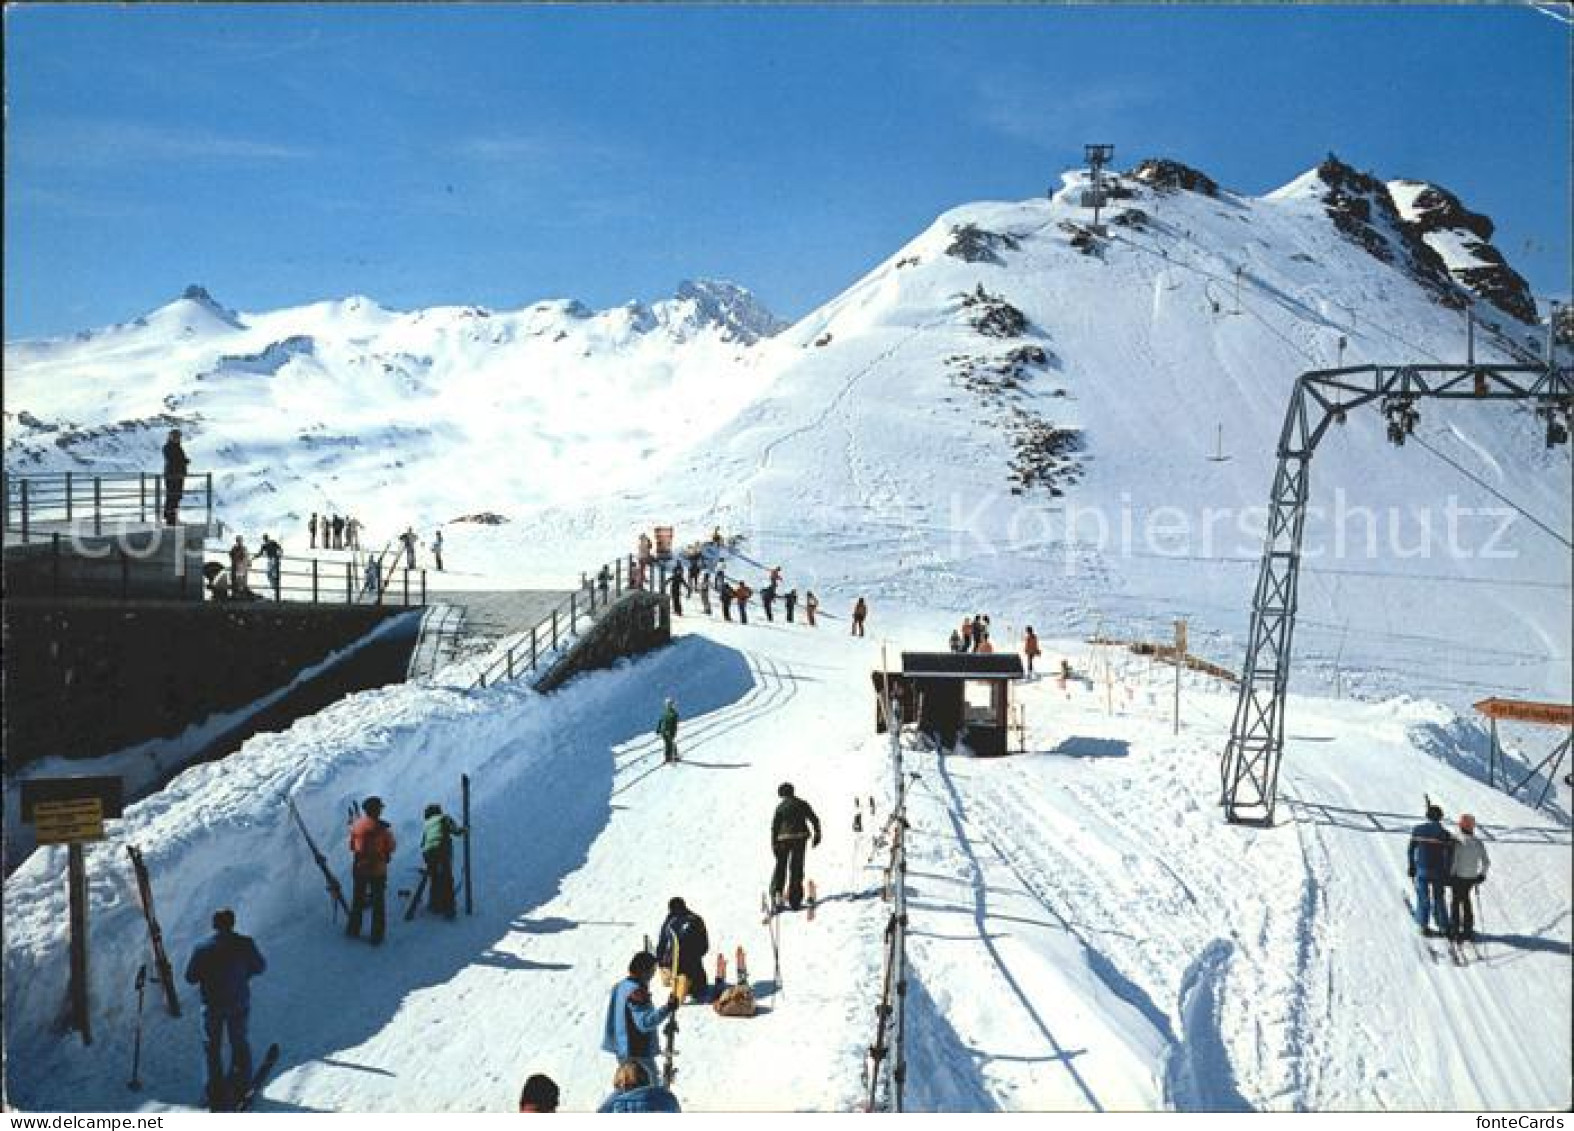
[
  {"x1": 308, "y1": 512, "x2": 362, "y2": 552},
  {"x1": 1406, "y1": 803, "x2": 1491, "y2": 943},
  {"x1": 947, "y1": 617, "x2": 1043, "y2": 673}
]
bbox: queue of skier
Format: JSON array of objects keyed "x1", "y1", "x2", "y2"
[{"x1": 1406, "y1": 803, "x2": 1491, "y2": 944}]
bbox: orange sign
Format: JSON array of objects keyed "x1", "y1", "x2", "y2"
[{"x1": 1473, "y1": 698, "x2": 1574, "y2": 727}]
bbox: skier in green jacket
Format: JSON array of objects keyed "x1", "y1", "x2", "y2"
[
  {"x1": 421, "y1": 803, "x2": 466, "y2": 919},
  {"x1": 656, "y1": 699, "x2": 680, "y2": 765}
]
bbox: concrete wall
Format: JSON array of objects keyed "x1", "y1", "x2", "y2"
[
  {"x1": 2, "y1": 599, "x2": 418, "y2": 768},
  {"x1": 536, "y1": 591, "x2": 671, "y2": 692},
  {"x1": 3, "y1": 525, "x2": 207, "y2": 602}
]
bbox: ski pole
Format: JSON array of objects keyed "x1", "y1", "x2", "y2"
[{"x1": 127, "y1": 965, "x2": 147, "y2": 1091}]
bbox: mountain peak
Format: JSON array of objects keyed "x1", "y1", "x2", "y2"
[
  {"x1": 661, "y1": 279, "x2": 786, "y2": 344},
  {"x1": 168, "y1": 284, "x2": 247, "y2": 331}
]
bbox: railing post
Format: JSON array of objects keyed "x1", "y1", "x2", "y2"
[
  {"x1": 346, "y1": 562, "x2": 353, "y2": 603},
  {"x1": 421, "y1": 570, "x2": 427, "y2": 605},
  {"x1": 153, "y1": 477, "x2": 162, "y2": 525},
  {"x1": 616, "y1": 556, "x2": 623, "y2": 595},
  {"x1": 507, "y1": 648, "x2": 515, "y2": 681},
  {"x1": 403, "y1": 569, "x2": 410, "y2": 606},
  {"x1": 139, "y1": 473, "x2": 147, "y2": 523},
  {"x1": 552, "y1": 610, "x2": 559, "y2": 651},
  {"x1": 205, "y1": 473, "x2": 213, "y2": 533},
  {"x1": 312, "y1": 559, "x2": 319, "y2": 603},
  {"x1": 21, "y1": 479, "x2": 30, "y2": 541},
  {"x1": 531, "y1": 626, "x2": 538, "y2": 670},
  {"x1": 65, "y1": 471, "x2": 74, "y2": 523},
  {"x1": 94, "y1": 477, "x2": 102, "y2": 537},
  {"x1": 570, "y1": 592, "x2": 578, "y2": 634}
]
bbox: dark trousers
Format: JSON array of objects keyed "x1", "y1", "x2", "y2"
[
  {"x1": 771, "y1": 838, "x2": 808, "y2": 908},
  {"x1": 763, "y1": 599, "x2": 774, "y2": 622},
  {"x1": 738, "y1": 602, "x2": 749, "y2": 624},
  {"x1": 663, "y1": 735, "x2": 678, "y2": 763},
  {"x1": 1413, "y1": 874, "x2": 1450, "y2": 934},
  {"x1": 1448, "y1": 880, "x2": 1477, "y2": 939},
  {"x1": 671, "y1": 590, "x2": 683, "y2": 615},
  {"x1": 349, "y1": 872, "x2": 387, "y2": 942},
  {"x1": 786, "y1": 602, "x2": 796, "y2": 622},
  {"x1": 425, "y1": 847, "x2": 456, "y2": 918},
  {"x1": 202, "y1": 1006, "x2": 252, "y2": 1106},
  {"x1": 164, "y1": 476, "x2": 184, "y2": 525},
  {"x1": 721, "y1": 596, "x2": 733, "y2": 621},
  {"x1": 852, "y1": 617, "x2": 865, "y2": 637}
]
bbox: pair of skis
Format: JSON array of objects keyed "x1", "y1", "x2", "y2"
[{"x1": 208, "y1": 1043, "x2": 280, "y2": 1112}]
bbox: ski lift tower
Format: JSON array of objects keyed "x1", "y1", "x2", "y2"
[{"x1": 1082, "y1": 144, "x2": 1114, "y2": 233}]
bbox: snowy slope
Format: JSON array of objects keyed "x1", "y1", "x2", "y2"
[{"x1": 5, "y1": 156, "x2": 1571, "y2": 1112}]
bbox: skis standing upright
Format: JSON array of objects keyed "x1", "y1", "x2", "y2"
[
  {"x1": 125, "y1": 845, "x2": 181, "y2": 1017},
  {"x1": 661, "y1": 933, "x2": 681, "y2": 1087},
  {"x1": 127, "y1": 964, "x2": 147, "y2": 1091},
  {"x1": 462, "y1": 773, "x2": 473, "y2": 916},
  {"x1": 286, "y1": 796, "x2": 352, "y2": 919}
]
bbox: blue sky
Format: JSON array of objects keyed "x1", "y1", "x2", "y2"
[{"x1": 5, "y1": 4, "x2": 1570, "y2": 338}]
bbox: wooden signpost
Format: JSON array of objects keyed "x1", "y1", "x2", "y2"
[{"x1": 20, "y1": 776, "x2": 124, "y2": 1046}]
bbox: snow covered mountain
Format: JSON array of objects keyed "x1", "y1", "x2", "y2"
[
  {"x1": 4, "y1": 278, "x2": 787, "y2": 523},
  {"x1": 4, "y1": 156, "x2": 1570, "y2": 1113}
]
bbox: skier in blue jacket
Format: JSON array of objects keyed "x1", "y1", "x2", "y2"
[
  {"x1": 185, "y1": 908, "x2": 267, "y2": 1109},
  {"x1": 1406, "y1": 804, "x2": 1456, "y2": 937},
  {"x1": 601, "y1": 952, "x2": 677, "y2": 1087},
  {"x1": 597, "y1": 1060, "x2": 682, "y2": 1112}
]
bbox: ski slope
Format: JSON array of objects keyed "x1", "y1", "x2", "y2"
[
  {"x1": 5, "y1": 156, "x2": 1571, "y2": 1111},
  {"x1": 5, "y1": 612, "x2": 1569, "y2": 1111}
]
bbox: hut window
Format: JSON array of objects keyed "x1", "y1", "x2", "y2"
[{"x1": 964, "y1": 680, "x2": 999, "y2": 725}]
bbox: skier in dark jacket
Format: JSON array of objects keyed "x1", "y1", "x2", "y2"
[
  {"x1": 784, "y1": 589, "x2": 798, "y2": 623},
  {"x1": 761, "y1": 582, "x2": 777, "y2": 622},
  {"x1": 654, "y1": 896, "x2": 710, "y2": 1002},
  {"x1": 601, "y1": 952, "x2": 677, "y2": 1087},
  {"x1": 770, "y1": 783, "x2": 822, "y2": 911},
  {"x1": 1407, "y1": 804, "x2": 1455, "y2": 937},
  {"x1": 162, "y1": 428, "x2": 189, "y2": 526},
  {"x1": 258, "y1": 534, "x2": 283, "y2": 600},
  {"x1": 719, "y1": 575, "x2": 734, "y2": 621},
  {"x1": 185, "y1": 908, "x2": 266, "y2": 1110},
  {"x1": 656, "y1": 699, "x2": 680, "y2": 764},
  {"x1": 331, "y1": 514, "x2": 346, "y2": 550},
  {"x1": 597, "y1": 1060, "x2": 681, "y2": 1113},
  {"x1": 308, "y1": 512, "x2": 319, "y2": 550},
  {"x1": 666, "y1": 569, "x2": 687, "y2": 616},
  {"x1": 421, "y1": 803, "x2": 466, "y2": 918},
  {"x1": 851, "y1": 597, "x2": 868, "y2": 637}
]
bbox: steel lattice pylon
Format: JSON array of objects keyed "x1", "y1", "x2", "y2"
[{"x1": 1221, "y1": 362, "x2": 1573, "y2": 824}]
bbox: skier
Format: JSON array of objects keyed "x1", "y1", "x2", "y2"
[
  {"x1": 345, "y1": 516, "x2": 361, "y2": 552},
  {"x1": 768, "y1": 565, "x2": 783, "y2": 588},
  {"x1": 363, "y1": 556, "x2": 382, "y2": 598},
  {"x1": 400, "y1": 527, "x2": 418, "y2": 570},
  {"x1": 656, "y1": 698, "x2": 680, "y2": 764},
  {"x1": 601, "y1": 952, "x2": 678, "y2": 1086},
  {"x1": 697, "y1": 572, "x2": 712, "y2": 615},
  {"x1": 258, "y1": 534, "x2": 283, "y2": 601},
  {"x1": 949, "y1": 629, "x2": 965, "y2": 653},
  {"x1": 1406, "y1": 803, "x2": 1455, "y2": 938},
  {"x1": 229, "y1": 536, "x2": 253, "y2": 599},
  {"x1": 734, "y1": 581, "x2": 752, "y2": 625},
  {"x1": 1448, "y1": 813, "x2": 1490, "y2": 942},
  {"x1": 637, "y1": 532, "x2": 653, "y2": 565},
  {"x1": 597, "y1": 1060, "x2": 681, "y2": 1113},
  {"x1": 711, "y1": 526, "x2": 724, "y2": 546},
  {"x1": 687, "y1": 553, "x2": 703, "y2": 589},
  {"x1": 971, "y1": 615, "x2": 986, "y2": 652},
  {"x1": 162, "y1": 428, "x2": 189, "y2": 526},
  {"x1": 308, "y1": 512, "x2": 319, "y2": 550},
  {"x1": 805, "y1": 591, "x2": 819, "y2": 627},
  {"x1": 655, "y1": 896, "x2": 711, "y2": 1002},
  {"x1": 1023, "y1": 626, "x2": 1041, "y2": 674},
  {"x1": 348, "y1": 796, "x2": 396, "y2": 945},
  {"x1": 959, "y1": 618, "x2": 974, "y2": 652},
  {"x1": 761, "y1": 581, "x2": 777, "y2": 622},
  {"x1": 784, "y1": 589, "x2": 798, "y2": 623},
  {"x1": 666, "y1": 568, "x2": 687, "y2": 616},
  {"x1": 518, "y1": 1074, "x2": 561, "y2": 1113},
  {"x1": 184, "y1": 908, "x2": 266, "y2": 1111},
  {"x1": 598, "y1": 564, "x2": 613, "y2": 599},
  {"x1": 431, "y1": 529, "x2": 444, "y2": 572},
  {"x1": 770, "y1": 782, "x2": 822, "y2": 911},
  {"x1": 421, "y1": 803, "x2": 466, "y2": 919},
  {"x1": 331, "y1": 514, "x2": 345, "y2": 550},
  {"x1": 720, "y1": 578, "x2": 734, "y2": 622},
  {"x1": 851, "y1": 597, "x2": 868, "y2": 637}
]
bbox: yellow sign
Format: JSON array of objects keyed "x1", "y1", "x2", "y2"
[{"x1": 33, "y1": 798, "x2": 105, "y2": 845}]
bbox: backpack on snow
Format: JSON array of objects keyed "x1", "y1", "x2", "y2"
[{"x1": 713, "y1": 983, "x2": 756, "y2": 1018}]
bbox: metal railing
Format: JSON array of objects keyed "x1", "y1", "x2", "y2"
[
  {"x1": 205, "y1": 549, "x2": 427, "y2": 607},
  {"x1": 471, "y1": 554, "x2": 654, "y2": 690},
  {"x1": 3, "y1": 471, "x2": 213, "y2": 539}
]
